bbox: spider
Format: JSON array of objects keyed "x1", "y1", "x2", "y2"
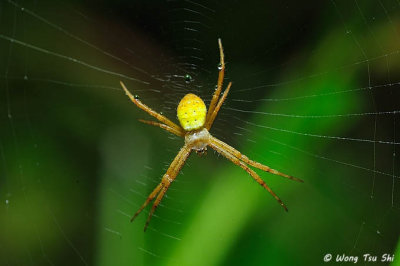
[{"x1": 120, "y1": 39, "x2": 303, "y2": 231}]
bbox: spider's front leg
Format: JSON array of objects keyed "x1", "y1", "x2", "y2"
[
  {"x1": 206, "y1": 38, "x2": 225, "y2": 122},
  {"x1": 120, "y1": 81, "x2": 184, "y2": 136},
  {"x1": 205, "y1": 82, "x2": 232, "y2": 130},
  {"x1": 131, "y1": 145, "x2": 191, "y2": 231},
  {"x1": 138, "y1": 119, "x2": 185, "y2": 137}
]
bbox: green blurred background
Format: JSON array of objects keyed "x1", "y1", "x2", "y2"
[{"x1": 1, "y1": 0, "x2": 399, "y2": 265}]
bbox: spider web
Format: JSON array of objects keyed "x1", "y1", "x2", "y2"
[{"x1": 1, "y1": 0, "x2": 399, "y2": 265}]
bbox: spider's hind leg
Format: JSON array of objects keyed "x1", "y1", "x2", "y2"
[
  {"x1": 133, "y1": 145, "x2": 191, "y2": 232},
  {"x1": 210, "y1": 136, "x2": 303, "y2": 183},
  {"x1": 130, "y1": 183, "x2": 163, "y2": 222},
  {"x1": 144, "y1": 183, "x2": 169, "y2": 231},
  {"x1": 209, "y1": 141, "x2": 289, "y2": 211}
]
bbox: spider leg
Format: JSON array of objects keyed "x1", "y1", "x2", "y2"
[
  {"x1": 206, "y1": 38, "x2": 225, "y2": 121},
  {"x1": 130, "y1": 183, "x2": 163, "y2": 222},
  {"x1": 139, "y1": 119, "x2": 185, "y2": 137},
  {"x1": 141, "y1": 145, "x2": 192, "y2": 231},
  {"x1": 205, "y1": 82, "x2": 232, "y2": 130},
  {"x1": 209, "y1": 142, "x2": 288, "y2": 211},
  {"x1": 210, "y1": 136, "x2": 303, "y2": 183},
  {"x1": 120, "y1": 81, "x2": 184, "y2": 135},
  {"x1": 144, "y1": 185, "x2": 169, "y2": 232}
]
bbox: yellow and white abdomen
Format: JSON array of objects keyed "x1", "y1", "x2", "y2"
[{"x1": 177, "y1": 93, "x2": 207, "y2": 131}]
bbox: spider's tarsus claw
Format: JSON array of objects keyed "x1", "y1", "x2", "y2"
[
  {"x1": 143, "y1": 222, "x2": 150, "y2": 232},
  {"x1": 276, "y1": 170, "x2": 304, "y2": 183},
  {"x1": 290, "y1": 175, "x2": 304, "y2": 183},
  {"x1": 276, "y1": 198, "x2": 288, "y2": 212},
  {"x1": 120, "y1": 81, "x2": 129, "y2": 94},
  {"x1": 130, "y1": 214, "x2": 138, "y2": 223},
  {"x1": 130, "y1": 209, "x2": 143, "y2": 222},
  {"x1": 120, "y1": 81, "x2": 125, "y2": 89}
]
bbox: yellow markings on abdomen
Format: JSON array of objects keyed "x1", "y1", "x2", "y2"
[{"x1": 177, "y1": 93, "x2": 207, "y2": 131}]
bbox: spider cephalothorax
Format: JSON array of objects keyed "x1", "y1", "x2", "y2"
[
  {"x1": 185, "y1": 128, "x2": 209, "y2": 155},
  {"x1": 121, "y1": 39, "x2": 303, "y2": 231}
]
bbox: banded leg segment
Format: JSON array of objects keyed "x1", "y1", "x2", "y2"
[
  {"x1": 209, "y1": 142, "x2": 288, "y2": 211},
  {"x1": 130, "y1": 183, "x2": 163, "y2": 222},
  {"x1": 210, "y1": 136, "x2": 303, "y2": 183},
  {"x1": 120, "y1": 81, "x2": 184, "y2": 135},
  {"x1": 205, "y1": 82, "x2": 232, "y2": 130},
  {"x1": 132, "y1": 145, "x2": 191, "y2": 231},
  {"x1": 206, "y1": 38, "x2": 225, "y2": 122},
  {"x1": 139, "y1": 119, "x2": 185, "y2": 137}
]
